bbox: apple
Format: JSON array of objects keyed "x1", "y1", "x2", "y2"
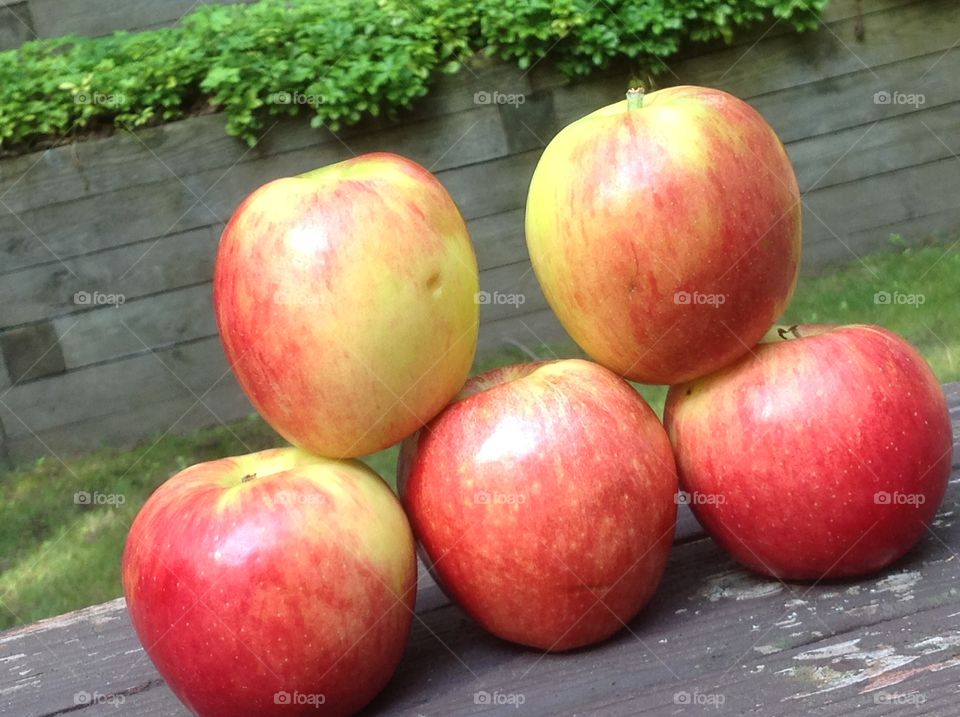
[
  {"x1": 525, "y1": 86, "x2": 801, "y2": 385},
  {"x1": 664, "y1": 324, "x2": 954, "y2": 580},
  {"x1": 214, "y1": 152, "x2": 479, "y2": 458},
  {"x1": 122, "y1": 447, "x2": 416, "y2": 716},
  {"x1": 398, "y1": 359, "x2": 678, "y2": 651}
]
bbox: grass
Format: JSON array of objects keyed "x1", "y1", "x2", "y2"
[
  {"x1": 781, "y1": 242, "x2": 959, "y2": 381},
  {"x1": 0, "y1": 244, "x2": 957, "y2": 628}
]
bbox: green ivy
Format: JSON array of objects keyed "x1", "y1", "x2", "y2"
[{"x1": 0, "y1": 0, "x2": 826, "y2": 152}]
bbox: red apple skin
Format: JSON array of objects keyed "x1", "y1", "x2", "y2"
[
  {"x1": 122, "y1": 448, "x2": 416, "y2": 717},
  {"x1": 398, "y1": 359, "x2": 678, "y2": 651},
  {"x1": 525, "y1": 86, "x2": 801, "y2": 385},
  {"x1": 664, "y1": 325, "x2": 954, "y2": 580},
  {"x1": 214, "y1": 152, "x2": 479, "y2": 458}
]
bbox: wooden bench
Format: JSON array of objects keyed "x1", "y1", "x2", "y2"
[{"x1": 3, "y1": 382, "x2": 958, "y2": 715}]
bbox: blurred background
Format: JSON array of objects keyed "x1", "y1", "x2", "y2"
[{"x1": 0, "y1": 0, "x2": 957, "y2": 627}]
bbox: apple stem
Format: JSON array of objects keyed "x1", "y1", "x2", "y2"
[
  {"x1": 626, "y1": 86, "x2": 645, "y2": 110},
  {"x1": 777, "y1": 325, "x2": 801, "y2": 341},
  {"x1": 241, "y1": 473, "x2": 257, "y2": 483}
]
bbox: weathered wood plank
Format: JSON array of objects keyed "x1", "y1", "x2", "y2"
[
  {"x1": 0, "y1": 0, "x2": 33, "y2": 51},
  {"x1": 752, "y1": 45, "x2": 960, "y2": 145},
  {"x1": 404, "y1": 54, "x2": 535, "y2": 125},
  {"x1": 45, "y1": 250, "x2": 555, "y2": 372},
  {"x1": 53, "y1": 283, "x2": 216, "y2": 371},
  {"x1": 0, "y1": 115, "x2": 522, "y2": 276},
  {"x1": 671, "y1": 0, "x2": 954, "y2": 101},
  {"x1": 0, "y1": 562, "x2": 446, "y2": 717},
  {"x1": 437, "y1": 149, "x2": 542, "y2": 224},
  {"x1": 788, "y1": 100, "x2": 960, "y2": 192},
  {"x1": 478, "y1": 259, "x2": 548, "y2": 324},
  {"x1": 3, "y1": 217, "x2": 550, "y2": 375},
  {"x1": 26, "y1": 0, "x2": 250, "y2": 39},
  {"x1": 0, "y1": 335, "x2": 232, "y2": 438},
  {"x1": 0, "y1": 225, "x2": 217, "y2": 330},
  {"x1": 0, "y1": 105, "x2": 508, "y2": 220},
  {"x1": 465, "y1": 115, "x2": 960, "y2": 280},
  {"x1": 802, "y1": 156, "x2": 960, "y2": 271},
  {"x1": 0, "y1": 177, "x2": 221, "y2": 276},
  {"x1": 1, "y1": 377, "x2": 252, "y2": 463},
  {"x1": 527, "y1": 0, "x2": 920, "y2": 93},
  {"x1": 547, "y1": 1, "x2": 952, "y2": 134},
  {"x1": 478, "y1": 305, "x2": 570, "y2": 358},
  {"x1": 467, "y1": 208, "x2": 526, "y2": 271}
]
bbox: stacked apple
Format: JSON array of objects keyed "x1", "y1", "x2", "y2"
[
  {"x1": 123, "y1": 153, "x2": 482, "y2": 716},
  {"x1": 521, "y1": 84, "x2": 952, "y2": 581},
  {"x1": 121, "y1": 85, "x2": 953, "y2": 717}
]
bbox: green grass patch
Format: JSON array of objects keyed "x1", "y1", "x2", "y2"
[{"x1": 783, "y1": 244, "x2": 959, "y2": 381}]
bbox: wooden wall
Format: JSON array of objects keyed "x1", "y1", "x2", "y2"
[
  {"x1": 1, "y1": 0, "x2": 957, "y2": 463},
  {"x1": 0, "y1": 0, "x2": 250, "y2": 49}
]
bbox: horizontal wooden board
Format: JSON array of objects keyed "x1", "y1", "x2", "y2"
[
  {"x1": 478, "y1": 259, "x2": 548, "y2": 324},
  {"x1": 543, "y1": 0, "x2": 937, "y2": 128},
  {"x1": 436, "y1": 149, "x2": 543, "y2": 223},
  {"x1": 788, "y1": 100, "x2": 960, "y2": 192},
  {"x1": 2, "y1": 377, "x2": 251, "y2": 462},
  {"x1": 672, "y1": 0, "x2": 953, "y2": 101},
  {"x1": 53, "y1": 283, "x2": 216, "y2": 371},
  {"x1": 752, "y1": 44, "x2": 960, "y2": 145},
  {"x1": 807, "y1": 205, "x2": 960, "y2": 275},
  {"x1": 467, "y1": 207, "x2": 527, "y2": 271},
  {"x1": 0, "y1": 112, "x2": 523, "y2": 276},
  {"x1": 402, "y1": 54, "x2": 535, "y2": 124},
  {"x1": 0, "y1": 335, "x2": 233, "y2": 438},
  {"x1": 0, "y1": 225, "x2": 217, "y2": 330},
  {"x1": 0, "y1": 0, "x2": 33, "y2": 51},
  {"x1": 26, "y1": 0, "x2": 250, "y2": 39},
  {"x1": 0, "y1": 105, "x2": 508, "y2": 220},
  {"x1": 0, "y1": 175, "x2": 223, "y2": 276},
  {"x1": 803, "y1": 156, "x2": 960, "y2": 268},
  {"x1": 527, "y1": 0, "x2": 920, "y2": 93},
  {"x1": 478, "y1": 305, "x2": 570, "y2": 357}
]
